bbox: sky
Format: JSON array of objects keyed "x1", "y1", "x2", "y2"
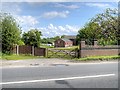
[{"x1": 1, "y1": 2, "x2": 118, "y2": 38}]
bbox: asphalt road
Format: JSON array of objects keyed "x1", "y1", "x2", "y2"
[{"x1": 1, "y1": 62, "x2": 118, "y2": 88}]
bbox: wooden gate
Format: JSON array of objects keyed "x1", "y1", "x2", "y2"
[{"x1": 47, "y1": 48, "x2": 79, "y2": 58}]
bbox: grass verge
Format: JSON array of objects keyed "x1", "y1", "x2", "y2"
[
  {"x1": 73, "y1": 55, "x2": 120, "y2": 61},
  {"x1": 1, "y1": 54, "x2": 44, "y2": 60}
]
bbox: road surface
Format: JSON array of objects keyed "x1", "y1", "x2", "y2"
[{"x1": 1, "y1": 62, "x2": 118, "y2": 88}]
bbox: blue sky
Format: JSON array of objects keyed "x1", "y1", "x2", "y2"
[{"x1": 2, "y1": 2, "x2": 118, "y2": 38}]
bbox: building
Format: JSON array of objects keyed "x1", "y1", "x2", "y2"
[
  {"x1": 63, "y1": 35, "x2": 77, "y2": 45},
  {"x1": 54, "y1": 38, "x2": 73, "y2": 47}
]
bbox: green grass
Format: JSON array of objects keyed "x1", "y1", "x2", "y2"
[
  {"x1": 0, "y1": 52, "x2": 2, "y2": 60},
  {"x1": 73, "y1": 55, "x2": 120, "y2": 61},
  {"x1": 2, "y1": 54, "x2": 44, "y2": 60},
  {"x1": 40, "y1": 45, "x2": 79, "y2": 50},
  {"x1": 40, "y1": 44, "x2": 54, "y2": 48},
  {"x1": 53, "y1": 46, "x2": 79, "y2": 50}
]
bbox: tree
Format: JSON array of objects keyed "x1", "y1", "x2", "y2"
[
  {"x1": 61, "y1": 35, "x2": 65, "y2": 38},
  {"x1": 41, "y1": 38, "x2": 49, "y2": 44},
  {"x1": 18, "y1": 40, "x2": 25, "y2": 46},
  {"x1": 1, "y1": 13, "x2": 21, "y2": 54},
  {"x1": 22, "y1": 29, "x2": 42, "y2": 47},
  {"x1": 91, "y1": 8, "x2": 118, "y2": 45},
  {"x1": 54, "y1": 36, "x2": 60, "y2": 40},
  {"x1": 77, "y1": 22, "x2": 100, "y2": 45},
  {"x1": 77, "y1": 8, "x2": 118, "y2": 45}
]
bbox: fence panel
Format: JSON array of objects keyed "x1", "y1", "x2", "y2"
[
  {"x1": 34, "y1": 47, "x2": 46, "y2": 56},
  {"x1": 19, "y1": 45, "x2": 32, "y2": 54}
]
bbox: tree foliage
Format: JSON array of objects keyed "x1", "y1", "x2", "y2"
[
  {"x1": 41, "y1": 36, "x2": 61, "y2": 44},
  {"x1": 77, "y1": 8, "x2": 118, "y2": 45},
  {"x1": 77, "y1": 22, "x2": 100, "y2": 45},
  {"x1": 18, "y1": 40, "x2": 25, "y2": 46},
  {"x1": 1, "y1": 13, "x2": 21, "y2": 54},
  {"x1": 22, "y1": 29, "x2": 42, "y2": 47}
]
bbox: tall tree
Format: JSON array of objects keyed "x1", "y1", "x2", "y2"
[
  {"x1": 1, "y1": 13, "x2": 21, "y2": 54},
  {"x1": 22, "y1": 29, "x2": 42, "y2": 47},
  {"x1": 77, "y1": 8, "x2": 118, "y2": 45},
  {"x1": 77, "y1": 22, "x2": 100, "y2": 45},
  {"x1": 91, "y1": 8, "x2": 118, "y2": 45}
]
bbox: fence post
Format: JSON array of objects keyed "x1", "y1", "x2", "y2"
[
  {"x1": 80, "y1": 40, "x2": 86, "y2": 47},
  {"x1": 94, "y1": 40, "x2": 98, "y2": 47},
  {"x1": 45, "y1": 48, "x2": 48, "y2": 57},
  {"x1": 32, "y1": 46, "x2": 34, "y2": 56},
  {"x1": 16, "y1": 45, "x2": 19, "y2": 55},
  {"x1": 79, "y1": 41, "x2": 81, "y2": 58},
  {"x1": 77, "y1": 49, "x2": 79, "y2": 58}
]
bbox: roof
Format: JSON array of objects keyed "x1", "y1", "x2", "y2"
[
  {"x1": 61, "y1": 38, "x2": 72, "y2": 42},
  {"x1": 64, "y1": 35, "x2": 76, "y2": 39}
]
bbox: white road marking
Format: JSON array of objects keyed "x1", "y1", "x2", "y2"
[{"x1": 1, "y1": 74, "x2": 115, "y2": 85}]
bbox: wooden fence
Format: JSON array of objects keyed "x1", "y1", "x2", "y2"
[
  {"x1": 12, "y1": 41, "x2": 119, "y2": 58},
  {"x1": 12, "y1": 45, "x2": 46, "y2": 56}
]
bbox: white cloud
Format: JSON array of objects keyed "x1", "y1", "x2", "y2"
[
  {"x1": 38, "y1": 24, "x2": 80, "y2": 38},
  {"x1": 42, "y1": 11, "x2": 70, "y2": 19},
  {"x1": 2, "y1": 2, "x2": 22, "y2": 15},
  {"x1": 2, "y1": 2, "x2": 40, "y2": 33},
  {"x1": 66, "y1": 5, "x2": 80, "y2": 9},
  {"x1": 86, "y1": 3, "x2": 115, "y2": 9},
  {"x1": 48, "y1": 24, "x2": 57, "y2": 30},
  {"x1": 58, "y1": 26, "x2": 66, "y2": 31},
  {"x1": 54, "y1": 3, "x2": 80, "y2": 9},
  {"x1": 26, "y1": 2, "x2": 48, "y2": 7},
  {"x1": 14, "y1": 15, "x2": 39, "y2": 32},
  {"x1": 15, "y1": 15, "x2": 39, "y2": 26}
]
